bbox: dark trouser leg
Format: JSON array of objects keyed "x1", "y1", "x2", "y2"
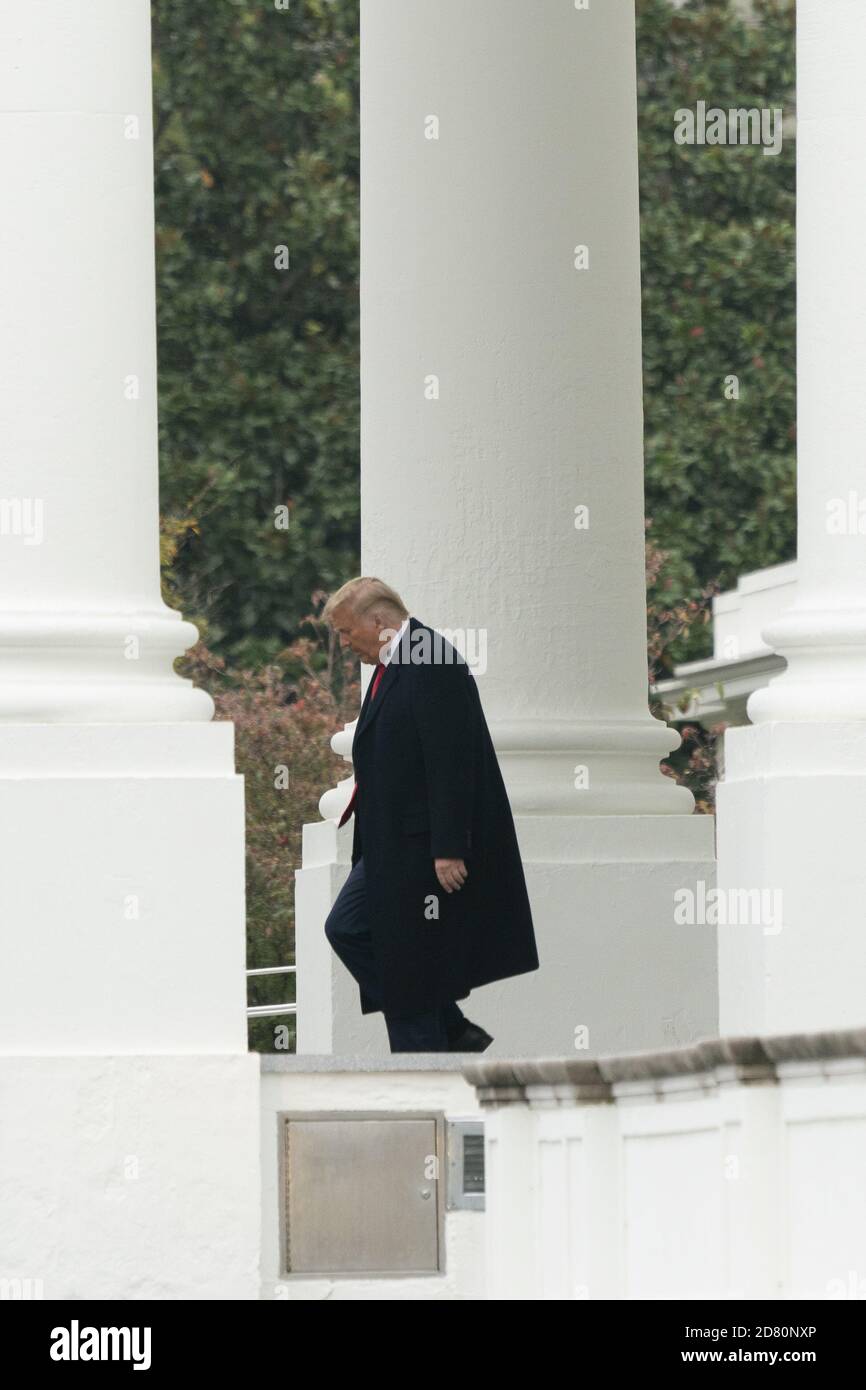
[
  {"x1": 385, "y1": 1008, "x2": 449, "y2": 1052},
  {"x1": 324, "y1": 857, "x2": 464, "y2": 1053},
  {"x1": 324, "y1": 857, "x2": 385, "y2": 1011}
]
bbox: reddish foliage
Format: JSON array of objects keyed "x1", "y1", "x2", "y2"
[{"x1": 177, "y1": 605, "x2": 360, "y2": 1048}]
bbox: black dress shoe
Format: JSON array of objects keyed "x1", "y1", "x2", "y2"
[{"x1": 447, "y1": 1020, "x2": 494, "y2": 1052}]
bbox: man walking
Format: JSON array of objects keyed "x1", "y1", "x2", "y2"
[{"x1": 322, "y1": 576, "x2": 539, "y2": 1052}]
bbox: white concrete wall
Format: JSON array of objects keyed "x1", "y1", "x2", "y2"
[
  {"x1": 259, "y1": 1062, "x2": 485, "y2": 1299},
  {"x1": 468, "y1": 1038, "x2": 866, "y2": 1300},
  {"x1": 0, "y1": 1055, "x2": 261, "y2": 1300}
]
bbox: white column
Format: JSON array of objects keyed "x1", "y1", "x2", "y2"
[
  {"x1": 295, "y1": 0, "x2": 717, "y2": 1057},
  {"x1": 717, "y1": 0, "x2": 866, "y2": 1035},
  {"x1": 361, "y1": 0, "x2": 689, "y2": 820},
  {"x1": 0, "y1": 1, "x2": 259, "y2": 1299},
  {"x1": 748, "y1": 0, "x2": 866, "y2": 727},
  {"x1": 0, "y1": 0, "x2": 210, "y2": 723}
]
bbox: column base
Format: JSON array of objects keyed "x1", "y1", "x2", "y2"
[
  {"x1": 492, "y1": 717, "x2": 695, "y2": 816},
  {"x1": 296, "y1": 812, "x2": 718, "y2": 1057},
  {"x1": 0, "y1": 611, "x2": 212, "y2": 722},
  {"x1": 747, "y1": 607, "x2": 866, "y2": 722},
  {"x1": 717, "y1": 721, "x2": 866, "y2": 1036},
  {"x1": 0, "y1": 723, "x2": 247, "y2": 1053}
]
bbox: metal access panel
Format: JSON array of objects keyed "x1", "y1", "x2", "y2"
[{"x1": 281, "y1": 1111, "x2": 445, "y2": 1277}]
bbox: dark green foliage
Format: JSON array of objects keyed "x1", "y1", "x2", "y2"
[
  {"x1": 637, "y1": 0, "x2": 796, "y2": 658},
  {"x1": 153, "y1": 0, "x2": 360, "y2": 666}
]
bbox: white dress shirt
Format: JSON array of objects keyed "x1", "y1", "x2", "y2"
[{"x1": 379, "y1": 614, "x2": 410, "y2": 668}]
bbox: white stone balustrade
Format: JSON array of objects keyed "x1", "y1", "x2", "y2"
[{"x1": 467, "y1": 1029, "x2": 866, "y2": 1300}]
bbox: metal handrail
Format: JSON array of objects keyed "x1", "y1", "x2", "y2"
[{"x1": 245, "y1": 965, "x2": 296, "y2": 1020}]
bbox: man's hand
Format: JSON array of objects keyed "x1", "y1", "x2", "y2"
[{"x1": 434, "y1": 858, "x2": 468, "y2": 893}]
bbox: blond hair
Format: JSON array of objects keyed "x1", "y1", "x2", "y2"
[{"x1": 322, "y1": 576, "x2": 409, "y2": 625}]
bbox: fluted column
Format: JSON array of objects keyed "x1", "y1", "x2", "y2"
[{"x1": 0, "y1": 0, "x2": 209, "y2": 722}]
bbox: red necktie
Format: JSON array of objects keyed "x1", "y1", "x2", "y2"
[{"x1": 338, "y1": 662, "x2": 385, "y2": 827}]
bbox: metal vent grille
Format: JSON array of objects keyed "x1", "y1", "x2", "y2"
[
  {"x1": 446, "y1": 1119, "x2": 485, "y2": 1210},
  {"x1": 462, "y1": 1131, "x2": 485, "y2": 1194}
]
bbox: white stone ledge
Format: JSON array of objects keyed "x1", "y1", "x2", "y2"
[
  {"x1": 464, "y1": 1026, "x2": 866, "y2": 1105},
  {"x1": 262, "y1": 1053, "x2": 486, "y2": 1073}
]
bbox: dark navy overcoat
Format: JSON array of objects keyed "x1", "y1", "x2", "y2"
[{"x1": 347, "y1": 615, "x2": 539, "y2": 1016}]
